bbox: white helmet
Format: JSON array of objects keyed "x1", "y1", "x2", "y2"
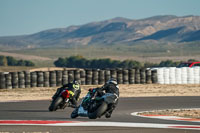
[{"x1": 106, "y1": 78, "x2": 118, "y2": 85}]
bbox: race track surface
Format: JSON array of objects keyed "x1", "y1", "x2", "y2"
[{"x1": 0, "y1": 96, "x2": 200, "y2": 133}]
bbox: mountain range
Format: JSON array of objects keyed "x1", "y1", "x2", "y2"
[{"x1": 0, "y1": 15, "x2": 200, "y2": 49}]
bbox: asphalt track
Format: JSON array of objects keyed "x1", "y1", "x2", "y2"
[{"x1": 0, "y1": 96, "x2": 200, "y2": 133}]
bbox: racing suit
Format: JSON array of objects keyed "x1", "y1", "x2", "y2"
[
  {"x1": 96, "y1": 83, "x2": 119, "y2": 118},
  {"x1": 52, "y1": 83, "x2": 81, "y2": 108}
]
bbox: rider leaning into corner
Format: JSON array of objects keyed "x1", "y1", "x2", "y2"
[
  {"x1": 52, "y1": 80, "x2": 81, "y2": 108},
  {"x1": 95, "y1": 78, "x2": 119, "y2": 118}
]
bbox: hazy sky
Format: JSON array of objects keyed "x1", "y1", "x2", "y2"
[{"x1": 0, "y1": 0, "x2": 200, "y2": 36}]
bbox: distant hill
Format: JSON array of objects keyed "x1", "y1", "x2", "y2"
[{"x1": 0, "y1": 15, "x2": 200, "y2": 49}]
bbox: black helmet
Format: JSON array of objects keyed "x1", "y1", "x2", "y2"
[{"x1": 106, "y1": 78, "x2": 118, "y2": 85}]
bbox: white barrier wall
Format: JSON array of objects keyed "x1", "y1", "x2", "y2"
[{"x1": 157, "y1": 67, "x2": 200, "y2": 84}]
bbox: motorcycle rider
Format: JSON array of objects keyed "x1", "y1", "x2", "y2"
[
  {"x1": 52, "y1": 80, "x2": 81, "y2": 108},
  {"x1": 95, "y1": 78, "x2": 119, "y2": 118}
]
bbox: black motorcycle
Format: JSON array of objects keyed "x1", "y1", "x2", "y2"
[
  {"x1": 71, "y1": 88, "x2": 117, "y2": 119},
  {"x1": 49, "y1": 89, "x2": 73, "y2": 111}
]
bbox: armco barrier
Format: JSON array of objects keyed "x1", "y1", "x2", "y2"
[{"x1": 0, "y1": 68, "x2": 158, "y2": 89}]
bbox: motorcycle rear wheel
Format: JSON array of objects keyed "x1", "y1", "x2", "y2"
[
  {"x1": 88, "y1": 101, "x2": 108, "y2": 119},
  {"x1": 48, "y1": 97, "x2": 63, "y2": 111}
]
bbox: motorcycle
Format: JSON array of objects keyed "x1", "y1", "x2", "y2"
[
  {"x1": 48, "y1": 89, "x2": 72, "y2": 111},
  {"x1": 71, "y1": 88, "x2": 117, "y2": 119}
]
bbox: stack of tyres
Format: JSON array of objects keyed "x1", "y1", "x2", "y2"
[
  {"x1": 157, "y1": 68, "x2": 164, "y2": 84},
  {"x1": 175, "y1": 68, "x2": 182, "y2": 84},
  {"x1": 80, "y1": 70, "x2": 86, "y2": 85},
  {"x1": 62, "y1": 70, "x2": 68, "y2": 85},
  {"x1": 44, "y1": 71, "x2": 50, "y2": 87},
  {"x1": 18, "y1": 72, "x2": 25, "y2": 88},
  {"x1": 187, "y1": 68, "x2": 194, "y2": 84},
  {"x1": 169, "y1": 67, "x2": 176, "y2": 84},
  {"x1": 11, "y1": 72, "x2": 18, "y2": 88},
  {"x1": 163, "y1": 68, "x2": 170, "y2": 84},
  {"x1": 194, "y1": 67, "x2": 200, "y2": 84},
  {"x1": 181, "y1": 67, "x2": 187, "y2": 84}
]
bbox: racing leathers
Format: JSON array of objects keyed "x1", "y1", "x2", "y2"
[
  {"x1": 96, "y1": 83, "x2": 119, "y2": 118},
  {"x1": 52, "y1": 82, "x2": 81, "y2": 108}
]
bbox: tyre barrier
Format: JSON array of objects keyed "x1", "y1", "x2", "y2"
[
  {"x1": 49, "y1": 71, "x2": 56, "y2": 87},
  {"x1": 11, "y1": 72, "x2": 18, "y2": 88},
  {"x1": 156, "y1": 67, "x2": 200, "y2": 84},
  {"x1": 92, "y1": 69, "x2": 98, "y2": 85},
  {"x1": 117, "y1": 68, "x2": 123, "y2": 84},
  {"x1": 68, "y1": 70, "x2": 74, "y2": 83},
  {"x1": 56, "y1": 71, "x2": 62, "y2": 86},
  {"x1": 44, "y1": 71, "x2": 50, "y2": 87},
  {"x1": 99, "y1": 70, "x2": 105, "y2": 85},
  {"x1": 85, "y1": 69, "x2": 92, "y2": 85},
  {"x1": 25, "y1": 71, "x2": 31, "y2": 88},
  {"x1": 1, "y1": 67, "x2": 199, "y2": 89},
  {"x1": 62, "y1": 70, "x2": 68, "y2": 85},
  {"x1": 5, "y1": 73, "x2": 12, "y2": 89},
  {"x1": 18, "y1": 72, "x2": 25, "y2": 88},
  {"x1": 74, "y1": 69, "x2": 81, "y2": 84},
  {"x1": 37, "y1": 71, "x2": 44, "y2": 87},
  {"x1": 80, "y1": 70, "x2": 86, "y2": 85},
  {"x1": 129, "y1": 69, "x2": 135, "y2": 84},
  {"x1": 31, "y1": 72, "x2": 37, "y2": 87}
]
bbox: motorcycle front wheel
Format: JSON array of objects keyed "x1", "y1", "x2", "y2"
[
  {"x1": 88, "y1": 101, "x2": 108, "y2": 119},
  {"x1": 48, "y1": 97, "x2": 63, "y2": 111},
  {"x1": 71, "y1": 108, "x2": 79, "y2": 118}
]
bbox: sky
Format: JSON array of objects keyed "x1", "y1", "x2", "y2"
[{"x1": 0, "y1": 0, "x2": 200, "y2": 36}]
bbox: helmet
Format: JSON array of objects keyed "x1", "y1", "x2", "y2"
[
  {"x1": 73, "y1": 80, "x2": 80, "y2": 90},
  {"x1": 106, "y1": 78, "x2": 118, "y2": 85},
  {"x1": 73, "y1": 80, "x2": 79, "y2": 85}
]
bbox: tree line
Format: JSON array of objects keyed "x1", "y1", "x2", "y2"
[
  {"x1": 54, "y1": 55, "x2": 141, "y2": 69},
  {"x1": 54, "y1": 55, "x2": 198, "y2": 69},
  {"x1": 0, "y1": 56, "x2": 35, "y2": 66}
]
